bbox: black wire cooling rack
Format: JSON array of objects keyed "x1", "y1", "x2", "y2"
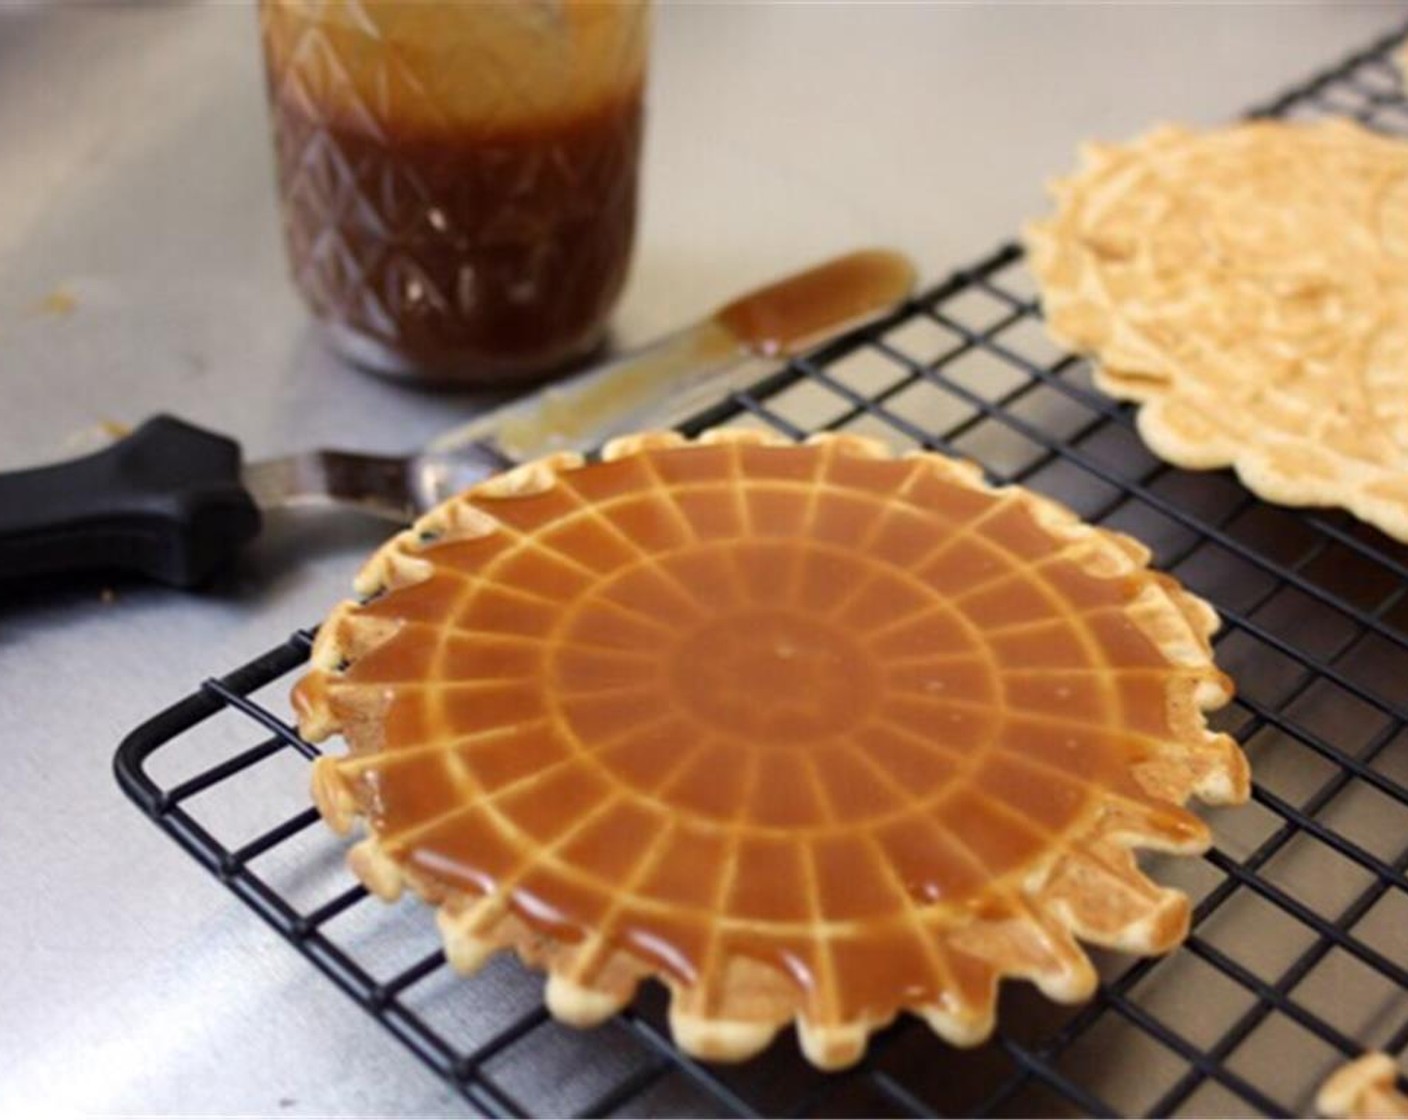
[{"x1": 116, "y1": 22, "x2": 1408, "y2": 1120}]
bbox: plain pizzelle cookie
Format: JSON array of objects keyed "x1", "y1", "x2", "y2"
[
  {"x1": 1026, "y1": 118, "x2": 1408, "y2": 541},
  {"x1": 1318, "y1": 1053, "x2": 1408, "y2": 1119},
  {"x1": 294, "y1": 429, "x2": 1249, "y2": 1069}
]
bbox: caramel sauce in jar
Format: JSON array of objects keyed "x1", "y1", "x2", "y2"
[{"x1": 260, "y1": 1, "x2": 648, "y2": 385}]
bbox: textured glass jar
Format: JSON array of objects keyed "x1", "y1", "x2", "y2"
[{"x1": 260, "y1": 1, "x2": 648, "y2": 385}]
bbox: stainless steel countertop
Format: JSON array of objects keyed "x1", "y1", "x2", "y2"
[{"x1": 1, "y1": 4, "x2": 1399, "y2": 1115}]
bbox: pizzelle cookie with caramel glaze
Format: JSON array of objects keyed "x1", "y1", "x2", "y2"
[
  {"x1": 293, "y1": 428, "x2": 1249, "y2": 1070},
  {"x1": 1026, "y1": 119, "x2": 1408, "y2": 542}
]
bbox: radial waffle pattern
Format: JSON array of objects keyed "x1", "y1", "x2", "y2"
[
  {"x1": 1026, "y1": 119, "x2": 1408, "y2": 542},
  {"x1": 293, "y1": 429, "x2": 1249, "y2": 1070}
]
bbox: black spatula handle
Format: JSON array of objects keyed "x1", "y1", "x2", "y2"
[{"x1": 0, "y1": 415, "x2": 260, "y2": 588}]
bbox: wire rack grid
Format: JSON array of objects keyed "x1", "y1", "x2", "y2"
[{"x1": 117, "y1": 22, "x2": 1408, "y2": 1120}]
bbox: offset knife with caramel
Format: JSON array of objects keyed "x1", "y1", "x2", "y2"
[{"x1": 0, "y1": 250, "x2": 915, "y2": 587}]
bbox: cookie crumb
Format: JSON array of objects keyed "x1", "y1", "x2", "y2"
[{"x1": 35, "y1": 288, "x2": 77, "y2": 316}]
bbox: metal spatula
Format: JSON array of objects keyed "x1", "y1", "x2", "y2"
[{"x1": 0, "y1": 249, "x2": 915, "y2": 588}]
